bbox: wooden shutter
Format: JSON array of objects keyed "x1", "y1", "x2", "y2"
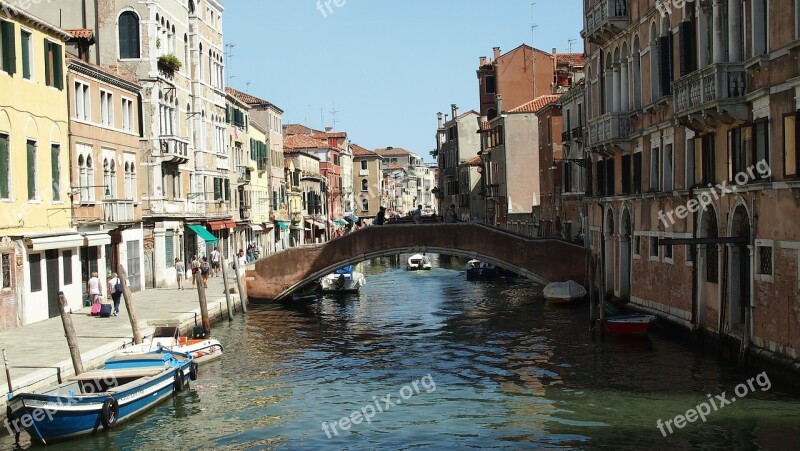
[
  {"x1": 213, "y1": 177, "x2": 221, "y2": 200},
  {"x1": 659, "y1": 35, "x2": 673, "y2": 97},
  {"x1": 44, "y1": 40, "x2": 51, "y2": 86},
  {"x1": 0, "y1": 134, "x2": 8, "y2": 198},
  {"x1": 679, "y1": 21, "x2": 696, "y2": 76},
  {"x1": 20, "y1": 31, "x2": 29, "y2": 79},
  {"x1": 224, "y1": 178, "x2": 230, "y2": 201},
  {"x1": 52, "y1": 42, "x2": 63, "y2": 89},
  {"x1": 1, "y1": 21, "x2": 15, "y2": 75},
  {"x1": 51, "y1": 144, "x2": 60, "y2": 201},
  {"x1": 26, "y1": 141, "x2": 35, "y2": 200}
]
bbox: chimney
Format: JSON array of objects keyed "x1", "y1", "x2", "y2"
[
  {"x1": 496, "y1": 95, "x2": 503, "y2": 114},
  {"x1": 552, "y1": 48, "x2": 557, "y2": 55},
  {"x1": 479, "y1": 56, "x2": 487, "y2": 66},
  {"x1": 437, "y1": 112, "x2": 443, "y2": 129},
  {"x1": 325, "y1": 126, "x2": 333, "y2": 132},
  {"x1": 493, "y1": 47, "x2": 501, "y2": 59},
  {"x1": 451, "y1": 104, "x2": 459, "y2": 120}
]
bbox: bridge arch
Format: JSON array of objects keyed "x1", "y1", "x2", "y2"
[{"x1": 246, "y1": 223, "x2": 589, "y2": 302}]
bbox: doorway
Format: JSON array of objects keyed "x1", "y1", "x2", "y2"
[
  {"x1": 729, "y1": 205, "x2": 751, "y2": 331},
  {"x1": 45, "y1": 250, "x2": 60, "y2": 318}
]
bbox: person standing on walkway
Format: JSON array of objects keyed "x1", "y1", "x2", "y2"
[
  {"x1": 190, "y1": 255, "x2": 200, "y2": 286},
  {"x1": 210, "y1": 247, "x2": 221, "y2": 277},
  {"x1": 200, "y1": 257, "x2": 211, "y2": 288},
  {"x1": 413, "y1": 205, "x2": 423, "y2": 224},
  {"x1": 107, "y1": 272, "x2": 122, "y2": 316},
  {"x1": 175, "y1": 257, "x2": 185, "y2": 290},
  {"x1": 87, "y1": 271, "x2": 102, "y2": 304},
  {"x1": 237, "y1": 249, "x2": 247, "y2": 278},
  {"x1": 374, "y1": 206, "x2": 386, "y2": 225}
]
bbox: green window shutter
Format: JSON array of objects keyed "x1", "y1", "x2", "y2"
[
  {"x1": 226, "y1": 106, "x2": 231, "y2": 123},
  {"x1": 213, "y1": 177, "x2": 221, "y2": 200},
  {"x1": 2, "y1": 21, "x2": 16, "y2": 75},
  {"x1": 20, "y1": 31, "x2": 29, "y2": 79},
  {"x1": 0, "y1": 134, "x2": 8, "y2": 198},
  {"x1": 53, "y1": 43, "x2": 63, "y2": 89},
  {"x1": 224, "y1": 178, "x2": 230, "y2": 201},
  {"x1": 26, "y1": 141, "x2": 35, "y2": 200},
  {"x1": 44, "y1": 40, "x2": 51, "y2": 86},
  {"x1": 119, "y1": 17, "x2": 129, "y2": 58},
  {"x1": 51, "y1": 144, "x2": 60, "y2": 201}
]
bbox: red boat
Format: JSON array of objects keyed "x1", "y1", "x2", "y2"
[{"x1": 596, "y1": 314, "x2": 656, "y2": 336}]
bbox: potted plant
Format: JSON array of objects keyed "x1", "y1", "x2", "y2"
[{"x1": 158, "y1": 53, "x2": 182, "y2": 72}]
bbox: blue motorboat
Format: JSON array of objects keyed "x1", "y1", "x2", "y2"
[{"x1": 6, "y1": 349, "x2": 197, "y2": 444}]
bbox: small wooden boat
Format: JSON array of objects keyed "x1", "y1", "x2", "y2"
[
  {"x1": 320, "y1": 265, "x2": 366, "y2": 293},
  {"x1": 465, "y1": 259, "x2": 497, "y2": 281},
  {"x1": 6, "y1": 349, "x2": 196, "y2": 444},
  {"x1": 543, "y1": 280, "x2": 587, "y2": 304},
  {"x1": 407, "y1": 254, "x2": 432, "y2": 271},
  {"x1": 117, "y1": 326, "x2": 223, "y2": 364},
  {"x1": 597, "y1": 314, "x2": 657, "y2": 336}
]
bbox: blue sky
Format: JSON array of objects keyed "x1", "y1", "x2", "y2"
[{"x1": 224, "y1": 0, "x2": 584, "y2": 162}]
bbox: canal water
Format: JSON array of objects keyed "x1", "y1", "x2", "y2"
[{"x1": 5, "y1": 254, "x2": 800, "y2": 450}]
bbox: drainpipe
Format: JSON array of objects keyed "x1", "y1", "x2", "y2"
[{"x1": 93, "y1": 0, "x2": 100, "y2": 65}]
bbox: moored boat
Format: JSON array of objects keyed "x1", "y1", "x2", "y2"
[
  {"x1": 320, "y1": 265, "x2": 366, "y2": 293},
  {"x1": 543, "y1": 280, "x2": 587, "y2": 304},
  {"x1": 597, "y1": 314, "x2": 657, "y2": 336},
  {"x1": 117, "y1": 326, "x2": 223, "y2": 364},
  {"x1": 465, "y1": 259, "x2": 497, "y2": 281},
  {"x1": 6, "y1": 349, "x2": 196, "y2": 444},
  {"x1": 407, "y1": 254, "x2": 432, "y2": 271}
]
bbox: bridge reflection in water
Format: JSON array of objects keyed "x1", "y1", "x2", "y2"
[{"x1": 246, "y1": 223, "x2": 588, "y2": 302}]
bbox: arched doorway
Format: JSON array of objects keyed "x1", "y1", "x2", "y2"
[
  {"x1": 603, "y1": 209, "x2": 615, "y2": 296},
  {"x1": 728, "y1": 205, "x2": 751, "y2": 331},
  {"x1": 698, "y1": 206, "x2": 719, "y2": 327},
  {"x1": 620, "y1": 208, "x2": 632, "y2": 299}
]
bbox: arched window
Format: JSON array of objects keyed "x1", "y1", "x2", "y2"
[
  {"x1": 362, "y1": 198, "x2": 369, "y2": 212},
  {"x1": 361, "y1": 179, "x2": 368, "y2": 191},
  {"x1": 103, "y1": 158, "x2": 111, "y2": 198},
  {"x1": 86, "y1": 156, "x2": 94, "y2": 201},
  {"x1": 109, "y1": 159, "x2": 117, "y2": 198},
  {"x1": 78, "y1": 154, "x2": 88, "y2": 202},
  {"x1": 118, "y1": 11, "x2": 140, "y2": 59}
]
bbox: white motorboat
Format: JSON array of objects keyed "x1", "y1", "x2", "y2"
[
  {"x1": 117, "y1": 326, "x2": 223, "y2": 364},
  {"x1": 320, "y1": 265, "x2": 366, "y2": 293},
  {"x1": 407, "y1": 254, "x2": 432, "y2": 271},
  {"x1": 465, "y1": 259, "x2": 497, "y2": 280},
  {"x1": 543, "y1": 280, "x2": 587, "y2": 305}
]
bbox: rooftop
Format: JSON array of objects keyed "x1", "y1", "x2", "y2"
[
  {"x1": 283, "y1": 123, "x2": 347, "y2": 140},
  {"x1": 352, "y1": 144, "x2": 379, "y2": 157},
  {"x1": 225, "y1": 87, "x2": 283, "y2": 112},
  {"x1": 284, "y1": 134, "x2": 327, "y2": 150},
  {"x1": 508, "y1": 95, "x2": 562, "y2": 114},
  {"x1": 374, "y1": 147, "x2": 413, "y2": 157}
]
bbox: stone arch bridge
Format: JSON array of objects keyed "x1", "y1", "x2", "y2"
[{"x1": 245, "y1": 223, "x2": 589, "y2": 302}]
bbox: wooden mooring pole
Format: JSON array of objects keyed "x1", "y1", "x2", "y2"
[
  {"x1": 196, "y1": 269, "x2": 211, "y2": 335},
  {"x1": 233, "y1": 258, "x2": 248, "y2": 313},
  {"x1": 220, "y1": 255, "x2": 234, "y2": 320},
  {"x1": 57, "y1": 292, "x2": 84, "y2": 375},
  {"x1": 117, "y1": 263, "x2": 143, "y2": 344}
]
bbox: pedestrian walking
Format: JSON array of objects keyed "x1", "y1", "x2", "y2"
[
  {"x1": 87, "y1": 271, "x2": 102, "y2": 304},
  {"x1": 374, "y1": 206, "x2": 386, "y2": 225},
  {"x1": 107, "y1": 272, "x2": 122, "y2": 316},
  {"x1": 413, "y1": 205, "x2": 423, "y2": 224},
  {"x1": 175, "y1": 257, "x2": 185, "y2": 290},
  {"x1": 210, "y1": 246, "x2": 221, "y2": 277},
  {"x1": 247, "y1": 243, "x2": 255, "y2": 263},
  {"x1": 191, "y1": 255, "x2": 200, "y2": 286},
  {"x1": 200, "y1": 257, "x2": 211, "y2": 288}
]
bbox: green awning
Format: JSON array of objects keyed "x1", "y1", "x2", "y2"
[
  {"x1": 334, "y1": 219, "x2": 347, "y2": 226},
  {"x1": 188, "y1": 224, "x2": 218, "y2": 243},
  {"x1": 277, "y1": 221, "x2": 289, "y2": 230}
]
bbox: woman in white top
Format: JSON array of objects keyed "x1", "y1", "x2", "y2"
[{"x1": 87, "y1": 272, "x2": 101, "y2": 304}]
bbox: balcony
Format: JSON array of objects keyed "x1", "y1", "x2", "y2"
[
  {"x1": 587, "y1": 112, "x2": 630, "y2": 152},
  {"x1": 158, "y1": 135, "x2": 189, "y2": 163},
  {"x1": 583, "y1": 0, "x2": 629, "y2": 45},
  {"x1": 237, "y1": 168, "x2": 251, "y2": 185},
  {"x1": 572, "y1": 127, "x2": 583, "y2": 141},
  {"x1": 673, "y1": 63, "x2": 748, "y2": 131},
  {"x1": 561, "y1": 131, "x2": 570, "y2": 142},
  {"x1": 103, "y1": 200, "x2": 136, "y2": 223},
  {"x1": 146, "y1": 199, "x2": 186, "y2": 217}
]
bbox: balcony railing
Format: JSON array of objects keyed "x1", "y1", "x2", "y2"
[
  {"x1": 237, "y1": 168, "x2": 251, "y2": 185},
  {"x1": 583, "y1": 0, "x2": 628, "y2": 45},
  {"x1": 103, "y1": 200, "x2": 136, "y2": 223},
  {"x1": 587, "y1": 112, "x2": 630, "y2": 151},
  {"x1": 673, "y1": 63, "x2": 748, "y2": 124},
  {"x1": 561, "y1": 131, "x2": 570, "y2": 142},
  {"x1": 572, "y1": 127, "x2": 583, "y2": 140},
  {"x1": 158, "y1": 135, "x2": 189, "y2": 163}
]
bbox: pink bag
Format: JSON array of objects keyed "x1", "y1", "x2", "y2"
[{"x1": 91, "y1": 302, "x2": 102, "y2": 316}]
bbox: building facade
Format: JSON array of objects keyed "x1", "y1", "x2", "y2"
[
  {"x1": 352, "y1": 144, "x2": 384, "y2": 218},
  {"x1": 558, "y1": 80, "x2": 587, "y2": 244},
  {"x1": 436, "y1": 106, "x2": 481, "y2": 215},
  {"x1": 0, "y1": 5, "x2": 77, "y2": 329},
  {"x1": 535, "y1": 98, "x2": 564, "y2": 237}
]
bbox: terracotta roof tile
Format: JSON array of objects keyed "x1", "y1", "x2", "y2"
[
  {"x1": 225, "y1": 87, "x2": 273, "y2": 107},
  {"x1": 374, "y1": 147, "x2": 412, "y2": 157},
  {"x1": 556, "y1": 52, "x2": 585, "y2": 67},
  {"x1": 283, "y1": 123, "x2": 348, "y2": 140},
  {"x1": 509, "y1": 95, "x2": 562, "y2": 113},
  {"x1": 65, "y1": 29, "x2": 93, "y2": 40},
  {"x1": 284, "y1": 134, "x2": 327, "y2": 150},
  {"x1": 351, "y1": 144, "x2": 377, "y2": 157}
]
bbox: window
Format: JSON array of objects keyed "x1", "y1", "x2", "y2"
[
  {"x1": 1, "y1": 253, "x2": 10, "y2": 289},
  {"x1": 0, "y1": 133, "x2": 9, "y2": 199},
  {"x1": 361, "y1": 160, "x2": 368, "y2": 171},
  {"x1": 20, "y1": 29, "x2": 32, "y2": 80},
  {"x1": 686, "y1": 245, "x2": 694, "y2": 263},
  {"x1": 621, "y1": 154, "x2": 631, "y2": 194},
  {"x1": 124, "y1": 162, "x2": 136, "y2": 200},
  {"x1": 74, "y1": 81, "x2": 91, "y2": 121},
  {"x1": 361, "y1": 179, "x2": 368, "y2": 191},
  {"x1": 362, "y1": 198, "x2": 369, "y2": 212},
  {"x1": 43, "y1": 40, "x2": 63, "y2": 89},
  {"x1": 633, "y1": 152, "x2": 642, "y2": 193},
  {"x1": 633, "y1": 236, "x2": 641, "y2": 257},
  {"x1": 109, "y1": 159, "x2": 117, "y2": 198},
  {"x1": 731, "y1": 122, "x2": 769, "y2": 181},
  {"x1": 650, "y1": 237, "x2": 660, "y2": 259},
  {"x1": 785, "y1": 113, "x2": 799, "y2": 177},
  {"x1": 663, "y1": 143, "x2": 673, "y2": 192},
  {"x1": 165, "y1": 231, "x2": 174, "y2": 268},
  {"x1": 664, "y1": 241, "x2": 673, "y2": 260},
  {"x1": 753, "y1": 119, "x2": 769, "y2": 168},
  {"x1": 29, "y1": 253, "x2": 41, "y2": 292},
  {"x1": 101, "y1": 90, "x2": 114, "y2": 127},
  {"x1": 121, "y1": 98, "x2": 134, "y2": 132},
  {"x1": 63, "y1": 249, "x2": 72, "y2": 285},
  {"x1": 650, "y1": 146, "x2": 660, "y2": 191},
  {"x1": 51, "y1": 144, "x2": 60, "y2": 201},
  {"x1": 26, "y1": 140, "x2": 36, "y2": 200},
  {"x1": 757, "y1": 245, "x2": 773, "y2": 275},
  {"x1": 659, "y1": 27, "x2": 673, "y2": 97},
  {"x1": 693, "y1": 133, "x2": 715, "y2": 186},
  {"x1": 485, "y1": 75, "x2": 496, "y2": 94},
  {"x1": 679, "y1": 12, "x2": 697, "y2": 76},
  {"x1": 752, "y1": 0, "x2": 768, "y2": 56},
  {"x1": 1, "y1": 20, "x2": 15, "y2": 75},
  {"x1": 119, "y1": 11, "x2": 141, "y2": 59},
  {"x1": 103, "y1": 158, "x2": 112, "y2": 198}
]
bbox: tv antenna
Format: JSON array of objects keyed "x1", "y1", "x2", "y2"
[
  {"x1": 225, "y1": 43, "x2": 236, "y2": 85},
  {"x1": 331, "y1": 102, "x2": 340, "y2": 131},
  {"x1": 568, "y1": 39, "x2": 576, "y2": 54},
  {"x1": 531, "y1": 2, "x2": 538, "y2": 95}
]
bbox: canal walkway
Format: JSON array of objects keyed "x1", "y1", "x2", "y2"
[{"x1": 0, "y1": 273, "x2": 245, "y2": 410}]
